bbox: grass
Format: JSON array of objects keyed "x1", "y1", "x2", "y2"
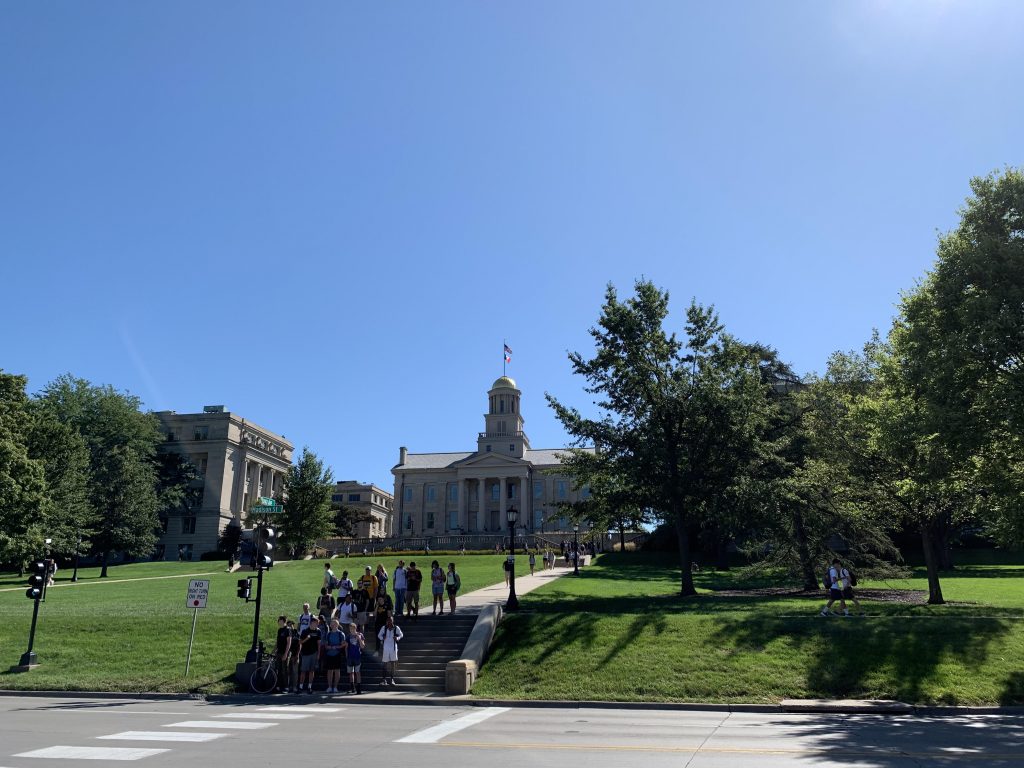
[
  {"x1": 472, "y1": 552, "x2": 1024, "y2": 706},
  {"x1": 0, "y1": 554, "x2": 509, "y2": 694}
]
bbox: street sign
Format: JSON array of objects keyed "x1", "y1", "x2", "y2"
[
  {"x1": 258, "y1": 496, "x2": 276, "y2": 507},
  {"x1": 251, "y1": 498, "x2": 282, "y2": 515},
  {"x1": 186, "y1": 579, "x2": 210, "y2": 609}
]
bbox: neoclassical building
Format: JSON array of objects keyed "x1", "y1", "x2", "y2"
[
  {"x1": 156, "y1": 406, "x2": 293, "y2": 560},
  {"x1": 391, "y1": 376, "x2": 592, "y2": 536}
]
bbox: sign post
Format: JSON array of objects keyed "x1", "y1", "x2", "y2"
[{"x1": 184, "y1": 579, "x2": 209, "y2": 677}]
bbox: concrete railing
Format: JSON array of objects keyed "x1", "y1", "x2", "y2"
[{"x1": 445, "y1": 603, "x2": 502, "y2": 695}]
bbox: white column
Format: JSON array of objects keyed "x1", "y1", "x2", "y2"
[
  {"x1": 522, "y1": 473, "x2": 531, "y2": 532},
  {"x1": 499, "y1": 476, "x2": 507, "y2": 529},
  {"x1": 458, "y1": 479, "x2": 467, "y2": 532}
]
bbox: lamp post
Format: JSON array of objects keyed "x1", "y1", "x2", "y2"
[
  {"x1": 505, "y1": 506, "x2": 519, "y2": 612},
  {"x1": 573, "y1": 524, "x2": 580, "y2": 576},
  {"x1": 71, "y1": 535, "x2": 81, "y2": 582}
]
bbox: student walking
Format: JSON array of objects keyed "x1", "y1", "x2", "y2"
[
  {"x1": 446, "y1": 562, "x2": 461, "y2": 614},
  {"x1": 837, "y1": 560, "x2": 864, "y2": 615},
  {"x1": 430, "y1": 560, "x2": 445, "y2": 615},
  {"x1": 503, "y1": 557, "x2": 511, "y2": 586},
  {"x1": 346, "y1": 622, "x2": 365, "y2": 694},
  {"x1": 377, "y1": 615, "x2": 404, "y2": 686},
  {"x1": 529, "y1": 550, "x2": 537, "y2": 576},
  {"x1": 323, "y1": 562, "x2": 337, "y2": 593},
  {"x1": 392, "y1": 560, "x2": 408, "y2": 622},
  {"x1": 820, "y1": 559, "x2": 849, "y2": 617}
]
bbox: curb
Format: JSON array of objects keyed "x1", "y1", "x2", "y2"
[{"x1": 3, "y1": 689, "x2": 1024, "y2": 715}]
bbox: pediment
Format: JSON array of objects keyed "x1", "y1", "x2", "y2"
[{"x1": 453, "y1": 452, "x2": 527, "y2": 469}]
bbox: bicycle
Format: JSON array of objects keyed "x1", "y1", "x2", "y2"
[{"x1": 249, "y1": 645, "x2": 278, "y2": 694}]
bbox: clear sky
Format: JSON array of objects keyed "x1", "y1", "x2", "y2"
[{"x1": 2, "y1": 1, "x2": 1022, "y2": 490}]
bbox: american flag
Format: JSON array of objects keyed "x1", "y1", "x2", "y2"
[{"x1": 504, "y1": 344, "x2": 513, "y2": 363}]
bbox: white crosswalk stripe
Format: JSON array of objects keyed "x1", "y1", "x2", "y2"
[
  {"x1": 14, "y1": 746, "x2": 169, "y2": 760},
  {"x1": 258, "y1": 706, "x2": 342, "y2": 713},
  {"x1": 97, "y1": 731, "x2": 229, "y2": 742},
  {"x1": 395, "y1": 707, "x2": 510, "y2": 744},
  {"x1": 214, "y1": 712, "x2": 309, "y2": 720},
  {"x1": 163, "y1": 720, "x2": 276, "y2": 730}
]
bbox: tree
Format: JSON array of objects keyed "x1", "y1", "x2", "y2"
[
  {"x1": 896, "y1": 168, "x2": 1024, "y2": 545},
  {"x1": 281, "y1": 447, "x2": 335, "y2": 554},
  {"x1": 548, "y1": 280, "x2": 779, "y2": 596},
  {"x1": 0, "y1": 371, "x2": 50, "y2": 566},
  {"x1": 154, "y1": 450, "x2": 203, "y2": 530},
  {"x1": 35, "y1": 376, "x2": 164, "y2": 576},
  {"x1": 332, "y1": 503, "x2": 371, "y2": 539}
]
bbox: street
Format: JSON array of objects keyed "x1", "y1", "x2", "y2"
[{"x1": 1, "y1": 695, "x2": 1022, "y2": 767}]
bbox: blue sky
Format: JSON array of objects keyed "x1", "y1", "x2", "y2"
[{"x1": 2, "y1": 1, "x2": 1022, "y2": 490}]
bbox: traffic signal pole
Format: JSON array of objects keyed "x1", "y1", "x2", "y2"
[
  {"x1": 246, "y1": 565, "x2": 264, "y2": 664},
  {"x1": 18, "y1": 594, "x2": 42, "y2": 668}
]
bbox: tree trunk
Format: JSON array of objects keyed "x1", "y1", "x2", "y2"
[
  {"x1": 714, "y1": 535, "x2": 730, "y2": 571},
  {"x1": 100, "y1": 551, "x2": 109, "y2": 579},
  {"x1": 619, "y1": 527, "x2": 626, "y2": 553},
  {"x1": 937, "y1": 517, "x2": 955, "y2": 571},
  {"x1": 792, "y1": 508, "x2": 820, "y2": 591},
  {"x1": 675, "y1": 515, "x2": 696, "y2": 596},
  {"x1": 920, "y1": 523, "x2": 945, "y2": 604}
]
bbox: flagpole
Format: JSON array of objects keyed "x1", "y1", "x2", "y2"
[{"x1": 503, "y1": 339, "x2": 506, "y2": 376}]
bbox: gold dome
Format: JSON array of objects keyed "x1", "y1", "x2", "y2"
[{"x1": 491, "y1": 376, "x2": 517, "y2": 390}]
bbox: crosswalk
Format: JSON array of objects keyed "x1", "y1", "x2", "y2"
[{"x1": 9, "y1": 705, "x2": 344, "y2": 762}]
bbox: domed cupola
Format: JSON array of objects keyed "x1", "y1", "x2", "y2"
[{"x1": 479, "y1": 376, "x2": 529, "y2": 457}]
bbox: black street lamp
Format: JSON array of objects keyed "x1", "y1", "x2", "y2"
[
  {"x1": 71, "y1": 535, "x2": 81, "y2": 582},
  {"x1": 505, "y1": 506, "x2": 519, "y2": 612},
  {"x1": 573, "y1": 524, "x2": 580, "y2": 576}
]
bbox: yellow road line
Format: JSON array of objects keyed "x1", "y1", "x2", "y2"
[{"x1": 436, "y1": 741, "x2": 1024, "y2": 760}]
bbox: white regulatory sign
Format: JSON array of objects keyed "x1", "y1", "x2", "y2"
[{"x1": 186, "y1": 579, "x2": 210, "y2": 609}]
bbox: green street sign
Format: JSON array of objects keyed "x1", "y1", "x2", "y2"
[
  {"x1": 251, "y1": 497, "x2": 282, "y2": 515},
  {"x1": 258, "y1": 497, "x2": 277, "y2": 507}
]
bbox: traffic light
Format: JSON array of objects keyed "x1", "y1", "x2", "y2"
[
  {"x1": 26, "y1": 560, "x2": 46, "y2": 601},
  {"x1": 256, "y1": 526, "x2": 275, "y2": 570},
  {"x1": 236, "y1": 578, "x2": 251, "y2": 600}
]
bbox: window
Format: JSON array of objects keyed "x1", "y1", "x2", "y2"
[
  {"x1": 159, "y1": 516, "x2": 169, "y2": 533},
  {"x1": 198, "y1": 457, "x2": 208, "y2": 477},
  {"x1": 426, "y1": 512, "x2": 435, "y2": 529},
  {"x1": 491, "y1": 483, "x2": 500, "y2": 501},
  {"x1": 348, "y1": 493, "x2": 361, "y2": 502},
  {"x1": 509, "y1": 444, "x2": 514, "y2": 452},
  {"x1": 500, "y1": 399, "x2": 505, "y2": 413},
  {"x1": 557, "y1": 480, "x2": 568, "y2": 500},
  {"x1": 404, "y1": 487, "x2": 413, "y2": 502},
  {"x1": 331, "y1": 494, "x2": 343, "y2": 502},
  {"x1": 485, "y1": 445, "x2": 492, "y2": 452},
  {"x1": 508, "y1": 483, "x2": 517, "y2": 499},
  {"x1": 498, "y1": 420, "x2": 507, "y2": 433},
  {"x1": 448, "y1": 484, "x2": 458, "y2": 503},
  {"x1": 534, "y1": 508, "x2": 544, "y2": 528},
  {"x1": 165, "y1": 431, "x2": 176, "y2": 442},
  {"x1": 426, "y1": 485, "x2": 436, "y2": 502},
  {"x1": 181, "y1": 516, "x2": 196, "y2": 535},
  {"x1": 448, "y1": 509, "x2": 458, "y2": 529},
  {"x1": 534, "y1": 481, "x2": 543, "y2": 500},
  {"x1": 154, "y1": 544, "x2": 165, "y2": 561},
  {"x1": 193, "y1": 425, "x2": 209, "y2": 441}
]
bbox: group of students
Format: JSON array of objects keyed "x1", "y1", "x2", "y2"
[
  {"x1": 820, "y1": 558, "x2": 864, "y2": 616},
  {"x1": 272, "y1": 559, "x2": 464, "y2": 694}
]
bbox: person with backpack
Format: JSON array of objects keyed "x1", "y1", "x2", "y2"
[
  {"x1": 336, "y1": 570, "x2": 354, "y2": 600},
  {"x1": 446, "y1": 562, "x2": 461, "y2": 614},
  {"x1": 820, "y1": 559, "x2": 849, "y2": 616},
  {"x1": 377, "y1": 615, "x2": 403, "y2": 686},
  {"x1": 316, "y1": 587, "x2": 336, "y2": 619},
  {"x1": 392, "y1": 560, "x2": 408, "y2": 622},
  {"x1": 346, "y1": 622, "x2": 365, "y2": 694},
  {"x1": 323, "y1": 619, "x2": 346, "y2": 693},
  {"x1": 430, "y1": 560, "x2": 445, "y2": 615},
  {"x1": 323, "y1": 562, "x2": 337, "y2": 594},
  {"x1": 375, "y1": 563, "x2": 389, "y2": 599},
  {"x1": 405, "y1": 561, "x2": 423, "y2": 620},
  {"x1": 838, "y1": 560, "x2": 864, "y2": 615},
  {"x1": 528, "y1": 550, "x2": 537, "y2": 576}
]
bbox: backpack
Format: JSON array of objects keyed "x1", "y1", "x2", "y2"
[
  {"x1": 822, "y1": 570, "x2": 833, "y2": 591},
  {"x1": 328, "y1": 573, "x2": 339, "y2": 590},
  {"x1": 847, "y1": 569, "x2": 858, "y2": 587}
]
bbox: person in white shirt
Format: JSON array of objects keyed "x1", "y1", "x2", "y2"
[
  {"x1": 335, "y1": 592, "x2": 358, "y2": 628},
  {"x1": 377, "y1": 615, "x2": 404, "y2": 686},
  {"x1": 336, "y1": 570, "x2": 354, "y2": 600},
  {"x1": 820, "y1": 559, "x2": 849, "y2": 616},
  {"x1": 392, "y1": 561, "x2": 408, "y2": 623}
]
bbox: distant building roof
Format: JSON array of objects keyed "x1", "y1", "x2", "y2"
[{"x1": 397, "y1": 447, "x2": 593, "y2": 471}]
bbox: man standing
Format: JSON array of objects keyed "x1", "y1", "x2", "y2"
[
  {"x1": 357, "y1": 566, "x2": 378, "y2": 601},
  {"x1": 297, "y1": 603, "x2": 314, "y2": 637},
  {"x1": 298, "y1": 616, "x2": 321, "y2": 693},
  {"x1": 275, "y1": 615, "x2": 292, "y2": 692},
  {"x1": 392, "y1": 560, "x2": 408, "y2": 622},
  {"x1": 405, "y1": 561, "x2": 422, "y2": 620},
  {"x1": 336, "y1": 592, "x2": 358, "y2": 629}
]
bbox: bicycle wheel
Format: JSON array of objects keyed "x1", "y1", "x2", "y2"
[{"x1": 250, "y1": 663, "x2": 277, "y2": 694}]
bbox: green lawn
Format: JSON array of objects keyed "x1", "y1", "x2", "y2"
[
  {"x1": 0, "y1": 555, "x2": 508, "y2": 694},
  {"x1": 473, "y1": 553, "x2": 1024, "y2": 705}
]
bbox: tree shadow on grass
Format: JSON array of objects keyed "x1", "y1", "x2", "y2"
[
  {"x1": 1000, "y1": 671, "x2": 1024, "y2": 706},
  {"x1": 757, "y1": 714, "x2": 1024, "y2": 767},
  {"x1": 712, "y1": 613, "x2": 1012, "y2": 704}
]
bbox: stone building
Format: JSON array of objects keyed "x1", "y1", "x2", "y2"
[
  {"x1": 331, "y1": 480, "x2": 394, "y2": 539},
  {"x1": 155, "y1": 406, "x2": 293, "y2": 560},
  {"x1": 391, "y1": 376, "x2": 592, "y2": 536}
]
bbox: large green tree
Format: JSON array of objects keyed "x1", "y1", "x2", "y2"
[
  {"x1": 549, "y1": 280, "x2": 779, "y2": 596},
  {"x1": 35, "y1": 376, "x2": 164, "y2": 576},
  {"x1": 896, "y1": 168, "x2": 1024, "y2": 545},
  {"x1": 281, "y1": 447, "x2": 335, "y2": 554},
  {"x1": 0, "y1": 372, "x2": 50, "y2": 566}
]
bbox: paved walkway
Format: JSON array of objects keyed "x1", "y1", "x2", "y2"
[{"x1": 456, "y1": 565, "x2": 573, "y2": 612}]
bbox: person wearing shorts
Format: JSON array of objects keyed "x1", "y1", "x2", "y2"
[
  {"x1": 405, "y1": 561, "x2": 422, "y2": 620},
  {"x1": 346, "y1": 623, "x2": 365, "y2": 694},
  {"x1": 298, "y1": 616, "x2": 321, "y2": 693},
  {"x1": 323, "y1": 619, "x2": 345, "y2": 693},
  {"x1": 529, "y1": 550, "x2": 536, "y2": 576},
  {"x1": 275, "y1": 615, "x2": 292, "y2": 692},
  {"x1": 446, "y1": 562, "x2": 461, "y2": 614},
  {"x1": 430, "y1": 560, "x2": 445, "y2": 615},
  {"x1": 821, "y1": 559, "x2": 848, "y2": 617},
  {"x1": 838, "y1": 561, "x2": 864, "y2": 615}
]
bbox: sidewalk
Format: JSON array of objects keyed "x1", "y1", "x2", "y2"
[{"x1": 456, "y1": 565, "x2": 573, "y2": 612}]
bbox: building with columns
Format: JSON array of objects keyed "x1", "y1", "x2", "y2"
[
  {"x1": 391, "y1": 377, "x2": 592, "y2": 537},
  {"x1": 155, "y1": 406, "x2": 293, "y2": 560},
  {"x1": 331, "y1": 480, "x2": 394, "y2": 539}
]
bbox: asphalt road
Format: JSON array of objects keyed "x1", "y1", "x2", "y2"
[{"x1": 1, "y1": 695, "x2": 1022, "y2": 767}]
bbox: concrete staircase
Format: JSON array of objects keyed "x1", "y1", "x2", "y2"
[{"x1": 317, "y1": 612, "x2": 478, "y2": 694}]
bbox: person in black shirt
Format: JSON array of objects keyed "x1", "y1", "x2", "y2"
[
  {"x1": 275, "y1": 615, "x2": 292, "y2": 692},
  {"x1": 298, "y1": 616, "x2": 320, "y2": 693}
]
